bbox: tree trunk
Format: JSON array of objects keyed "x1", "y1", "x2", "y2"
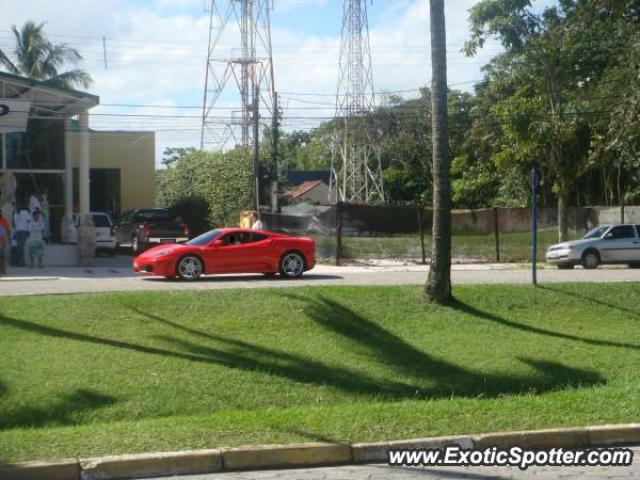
[
  {"x1": 424, "y1": 0, "x2": 452, "y2": 303},
  {"x1": 557, "y1": 187, "x2": 569, "y2": 243}
]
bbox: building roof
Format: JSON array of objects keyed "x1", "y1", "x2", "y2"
[
  {"x1": 285, "y1": 180, "x2": 326, "y2": 199},
  {"x1": 287, "y1": 170, "x2": 331, "y2": 186},
  {"x1": 0, "y1": 71, "x2": 99, "y2": 117}
]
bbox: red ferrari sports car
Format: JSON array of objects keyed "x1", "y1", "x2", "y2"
[{"x1": 133, "y1": 228, "x2": 315, "y2": 281}]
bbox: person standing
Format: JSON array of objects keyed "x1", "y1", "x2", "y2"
[
  {"x1": 249, "y1": 210, "x2": 264, "y2": 230},
  {"x1": 40, "y1": 189, "x2": 51, "y2": 242},
  {"x1": 29, "y1": 191, "x2": 41, "y2": 215},
  {"x1": 13, "y1": 206, "x2": 31, "y2": 267},
  {"x1": 26, "y1": 209, "x2": 46, "y2": 269},
  {"x1": 0, "y1": 211, "x2": 9, "y2": 272}
]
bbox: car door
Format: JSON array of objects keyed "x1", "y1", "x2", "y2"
[
  {"x1": 599, "y1": 225, "x2": 638, "y2": 262},
  {"x1": 206, "y1": 230, "x2": 270, "y2": 273}
]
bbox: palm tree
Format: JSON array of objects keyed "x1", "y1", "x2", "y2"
[
  {"x1": 424, "y1": 0, "x2": 452, "y2": 303},
  {"x1": 0, "y1": 21, "x2": 92, "y2": 90}
]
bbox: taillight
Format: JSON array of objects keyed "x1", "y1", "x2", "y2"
[
  {"x1": 143, "y1": 222, "x2": 150, "y2": 239},
  {"x1": 183, "y1": 224, "x2": 190, "y2": 238}
]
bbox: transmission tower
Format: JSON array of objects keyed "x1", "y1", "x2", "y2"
[
  {"x1": 330, "y1": 0, "x2": 385, "y2": 204},
  {"x1": 200, "y1": 0, "x2": 276, "y2": 151}
]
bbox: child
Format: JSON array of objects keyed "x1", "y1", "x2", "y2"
[{"x1": 26, "y1": 209, "x2": 46, "y2": 269}]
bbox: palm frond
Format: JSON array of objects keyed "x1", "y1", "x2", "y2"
[
  {"x1": 43, "y1": 69, "x2": 93, "y2": 90},
  {"x1": 0, "y1": 48, "x2": 19, "y2": 73},
  {"x1": 13, "y1": 21, "x2": 48, "y2": 79}
]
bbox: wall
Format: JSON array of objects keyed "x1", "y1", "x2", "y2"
[{"x1": 72, "y1": 130, "x2": 155, "y2": 212}]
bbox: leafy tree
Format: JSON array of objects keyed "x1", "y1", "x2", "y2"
[
  {"x1": 465, "y1": 0, "x2": 618, "y2": 241},
  {"x1": 156, "y1": 148, "x2": 252, "y2": 228},
  {"x1": 0, "y1": 21, "x2": 92, "y2": 89}
]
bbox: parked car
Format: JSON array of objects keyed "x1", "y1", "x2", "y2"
[
  {"x1": 133, "y1": 227, "x2": 316, "y2": 281},
  {"x1": 89, "y1": 212, "x2": 117, "y2": 256},
  {"x1": 546, "y1": 224, "x2": 640, "y2": 269},
  {"x1": 114, "y1": 208, "x2": 190, "y2": 254}
]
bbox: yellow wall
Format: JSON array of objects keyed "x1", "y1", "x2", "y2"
[{"x1": 72, "y1": 130, "x2": 156, "y2": 212}]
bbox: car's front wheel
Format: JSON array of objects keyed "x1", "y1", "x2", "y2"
[
  {"x1": 279, "y1": 252, "x2": 305, "y2": 278},
  {"x1": 177, "y1": 255, "x2": 203, "y2": 281},
  {"x1": 581, "y1": 249, "x2": 600, "y2": 269}
]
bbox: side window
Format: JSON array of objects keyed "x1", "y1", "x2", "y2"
[
  {"x1": 636, "y1": 225, "x2": 640, "y2": 237},
  {"x1": 608, "y1": 225, "x2": 635, "y2": 239},
  {"x1": 221, "y1": 233, "x2": 243, "y2": 245},
  {"x1": 251, "y1": 233, "x2": 268, "y2": 243}
]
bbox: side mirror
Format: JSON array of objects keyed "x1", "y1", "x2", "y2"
[
  {"x1": 604, "y1": 232, "x2": 614, "y2": 240},
  {"x1": 212, "y1": 239, "x2": 225, "y2": 247}
]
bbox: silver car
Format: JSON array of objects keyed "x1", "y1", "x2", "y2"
[{"x1": 546, "y1": 224, "x2": 640, "y2": 269}]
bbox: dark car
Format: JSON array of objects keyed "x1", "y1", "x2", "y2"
[{"x1": 114, "y1": 208, "x2": 190, "y2": 254}]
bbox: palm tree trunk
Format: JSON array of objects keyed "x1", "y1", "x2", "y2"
[{"x1": 424, "y1": 0, "x2": 452, "y2": 303}]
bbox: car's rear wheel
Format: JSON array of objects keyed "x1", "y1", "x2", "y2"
[
  {"x1": 581, "y1": 249, "x2": 600, "y2": 269},
  {"x1": 177, "y1": 255, "x2": 203, "y2": 281},
  {"x1": 279, "y1": 252, "x2": 305, "y2": 278}
]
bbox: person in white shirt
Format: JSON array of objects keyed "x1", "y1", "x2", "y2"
[
  {"x1": 13, "y1": 207, "x2": 31, "y2": 267},
  {"x1": 250, "y1": 210, "x2": 264, "y2": 230},
  {"x1": 26, "y1": 209, "x2": 46, "y2": 269},
  {"x1": 29, "y1": 192, "x2": 41, "y2": 215}
]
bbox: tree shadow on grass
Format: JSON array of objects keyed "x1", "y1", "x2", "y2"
[
  {"x1": 450, "y1": 299, "x2": 640, "y2": 351},
  {"x1": 132, "y1": 302, "x2": 605, "y2": 400},
  {"x1": 539, "y1": 284, "x2": 640, "y2": 321},
  {"x1": 0, "y1": 389, "x2": 117, "y2": 430},
  {"x1": 0, "y1": 299, "x2": 607, "y2": 407}
]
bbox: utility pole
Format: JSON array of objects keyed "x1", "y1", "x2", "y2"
[
  {"x1": 330, "y1": 0, "x2": 384, "y2": 204},
  {"x1": 253, "y1": 83, "x2": 260, "y2": 210}
]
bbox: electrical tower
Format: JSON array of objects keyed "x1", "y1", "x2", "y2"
[
  {"x1": 330, "y1": 0, "x2": 385, "y2": 204},
  {"x1": 200, "y1": 0, "x2": 276, "y2": 151}
]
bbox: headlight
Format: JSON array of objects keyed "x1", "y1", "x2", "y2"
[{"x1": 154, "y1": 250, "x2": 171, "y2": 257}]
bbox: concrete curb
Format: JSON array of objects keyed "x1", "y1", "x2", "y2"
[
  {"x1": 1, "y1": 423, "x2": 638, "y2": 480},
  {"x1": 79, "y1": 450, "x2": 222, "y2": 480}
]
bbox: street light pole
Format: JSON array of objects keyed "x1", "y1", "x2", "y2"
[{"x1": 531, "y1": 166, "x2": 539, "y2": 286}]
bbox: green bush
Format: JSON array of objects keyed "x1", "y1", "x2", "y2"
[{"x1": 157, "y1": 148, "x2": 252, "y2": 228}]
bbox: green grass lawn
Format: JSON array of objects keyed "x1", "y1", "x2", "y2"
[
  {"x1": 1, "y1": 284, "x2": 639, "y2": 462},
  {"x1": 315, "y1": 229, "x2": 582, "y2": 262}
]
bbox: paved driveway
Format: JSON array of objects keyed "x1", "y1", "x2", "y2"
[
  {"x1": 144, "y1": 446, "x2": 640, "y2": 479},
  {"x1": 1, "y1": 259, "x2": 640, "y2": 296}
]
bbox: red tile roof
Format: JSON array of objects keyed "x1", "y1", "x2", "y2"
[{"x1": 285, "y1": 180, "x2": 325, "y2": 199}]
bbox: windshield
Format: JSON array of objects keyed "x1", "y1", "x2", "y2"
[
  {"x1": 134, "y1": 210, "x2": 171, "y2": 222},
  {"x1": 583, "y1": 226, "x2": 609, "y2": 239},
  {"x1": 186, "y1": 229, "x2": 222, "y2": 246}
]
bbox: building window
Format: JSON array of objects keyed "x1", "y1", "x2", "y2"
[{"x1": 5, "y1": 119, "x2": 65, "y2": 170}]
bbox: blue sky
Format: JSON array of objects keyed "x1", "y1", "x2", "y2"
[{"x1": 1, "y1": 0, "x2": 558, "y2": 164}]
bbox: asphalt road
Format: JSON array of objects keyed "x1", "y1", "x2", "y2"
[
  {"x1": 144, "y1": 446, "x2": 640, "y2": 479},
  {"x1": 2, "y1": 260, "x2": 640, "y2": 296}
]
